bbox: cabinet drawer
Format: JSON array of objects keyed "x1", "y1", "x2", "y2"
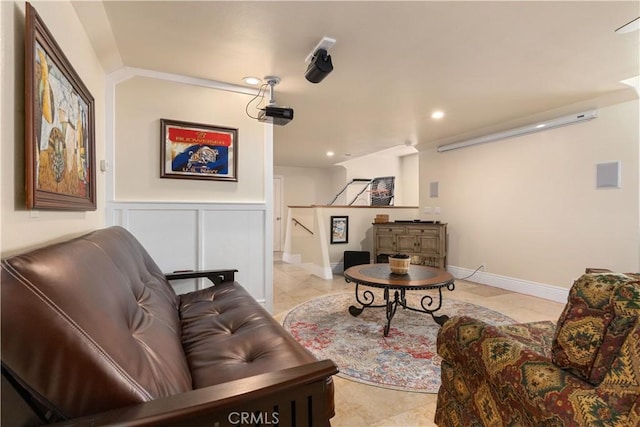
[
  {"x1": 375, "y1": 226, "x2": 406, "y2": 235},
  {"x1": 406, "y1": 226, "x2": 440, "y2": 236}
]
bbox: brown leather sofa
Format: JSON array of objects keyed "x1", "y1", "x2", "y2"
[{"x1": 1, "y1": 226, "x2": 337, "y2": 426}]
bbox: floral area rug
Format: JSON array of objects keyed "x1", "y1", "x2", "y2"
[{"x1": 282, "y1": 292, "x2": 515, "y2": 393}]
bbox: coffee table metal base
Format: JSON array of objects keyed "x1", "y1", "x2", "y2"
[{"x1": 348, "y1": 282, "x2": 455, "y2": 336}]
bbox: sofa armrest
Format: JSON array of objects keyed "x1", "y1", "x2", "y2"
[
  {"x1": 50, "y1": 359, "x2": 338, "y2": 426},
  {"x1": 165, "y1": 269, "x2": 238, "y2": 285},
  {"x1": 493, "y1": 321, "x2": 556, "y2": 358},
  {"x1": 437, "y1": 316, "x2": 624, "y2": 424}
]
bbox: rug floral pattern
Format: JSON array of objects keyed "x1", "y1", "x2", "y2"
[{"x1": 283, "y1": 292, "x2": 515, "y2": 393}]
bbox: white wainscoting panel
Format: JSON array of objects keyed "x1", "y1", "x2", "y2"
[
  {"x1": 107, "y1": 202, "x2": 270, "y2": 309},
  {"x1": 201, "y1": 209, "x2": 265, "y2": 301}
]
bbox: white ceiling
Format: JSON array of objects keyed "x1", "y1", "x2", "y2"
[{"x1": 74, "y1": 1, "x2": 639, "y2": 168}]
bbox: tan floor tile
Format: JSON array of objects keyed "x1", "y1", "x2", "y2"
[
  {"x1": 371, "y1": 406, "x2": 438, "y2": 427},
  {"x1": 333, "y1": 379, "x2": 432, "y2": 426},
  {"x1": 463, "y1": 284, "x2": 512, "y2": 298}
]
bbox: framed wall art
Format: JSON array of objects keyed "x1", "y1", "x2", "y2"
[
  {"x1": 160, "y1": 119, "x2": 238, "y2": 181},
  {"x1": 330, "y1": 216, "x2": 349, "y2": 244},
  {"x1": 25, "y1": 3, "x2": 96, "y2": 210}
]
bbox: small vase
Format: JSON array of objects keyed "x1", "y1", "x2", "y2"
[{"x1": 388, "y1": 254, "x2": 410, "y2": 274}]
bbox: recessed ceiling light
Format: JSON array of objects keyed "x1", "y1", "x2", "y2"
[
  {"x1": 243, "y1": 76, "x2": 262, "y2": 85},
  {"x1": 431, "y1": 111, "x2": 445, "y2": 120},
  {"x1": 326, "y1": 151, "x2": 335, "y2": 157}
]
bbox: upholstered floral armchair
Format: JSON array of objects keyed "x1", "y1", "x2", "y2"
[{"x1": 435, "y1": 270, "x2": 640, "y2": 426}]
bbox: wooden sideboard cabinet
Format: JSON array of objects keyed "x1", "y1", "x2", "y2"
[{"x1": 373, "y1": 222, "x2": 447, "y2": 269}]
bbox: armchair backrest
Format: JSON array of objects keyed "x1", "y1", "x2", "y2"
[
  {"x1": 552, "y1": 272, "x2": 640, "y2": 385},
  {"x1": 595, "y1": 317, "x2": 640, "y2": 418}
]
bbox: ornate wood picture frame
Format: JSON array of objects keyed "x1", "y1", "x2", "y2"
[
  {"x1": 160, "y1": 119, "x2": 238, "y2": 181},
  {"x1": 25, "y1": 3, "x2": 96, "y2": 210}
]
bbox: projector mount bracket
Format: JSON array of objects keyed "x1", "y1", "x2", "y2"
[{"x1": 264, "y1": 76, "x2": 280, "y2": 106}]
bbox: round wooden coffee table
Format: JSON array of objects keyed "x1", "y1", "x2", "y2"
[{"x1": 344, "y1": 263, "x2": 455, "y2": 336}]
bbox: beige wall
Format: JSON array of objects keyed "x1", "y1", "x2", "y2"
[
  {"x1": 284, "y1": 206, "x2": 420, "y2": 277},
  {"x1": 114, "y1": 76, "x2": 265, "y2": 202},
  {"x1": 274, "y1": 165, "x2": 335, "y2": 207},
  {"x1": 420, "y1": 99, "x2": 639, "y2": 288},
  {"x1": 1, "y1": 1, "x2": 106, "y2": 256},
  {"x1": 337, "y1": 151, "x2": 417, "y2": 206},
  {"x1": 275, "y1": 152, "x2": 419, "y2": 209},
  {"x1": 400, "y1": 153, "x2": 419, "y2": 206},
  {"x1": 322, "y1": 206, "x2": 420, "y2": 264},
  {"x1": 276, "y1": 153, "x2": 419, "y2": 251}
]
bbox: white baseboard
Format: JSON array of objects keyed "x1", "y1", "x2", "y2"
[
  {"x1": 305, "y1": 263, "x2": 333, "y2": 280},
  {"x1": 281, "y1": 253, "x2": 333, "y2": 279},
  {"x1": 282, "y1": 252, "x2": 302, "y2": 264},
  {"x1": 447, "y1": 266, "x2": 569, "y2": 303}
]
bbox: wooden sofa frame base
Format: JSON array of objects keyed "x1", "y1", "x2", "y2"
[{"x1": 51, "y1": 360, "x2": 337, "y2": 427}]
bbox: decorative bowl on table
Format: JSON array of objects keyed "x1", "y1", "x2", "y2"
[{"x1": 388, "y1": 253, "x2": 411, "y2": 274}]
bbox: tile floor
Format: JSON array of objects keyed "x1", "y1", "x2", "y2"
[{"x1": 272, "y1": 256, "x2": 566, "y2": 427}]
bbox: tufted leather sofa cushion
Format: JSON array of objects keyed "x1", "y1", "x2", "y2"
[
  {"x1": 1, "y1": 227, "x2": 193, "y2": 419},
  {"x1": 179, "y1": 283, "x2": 319, "y2": 388}
]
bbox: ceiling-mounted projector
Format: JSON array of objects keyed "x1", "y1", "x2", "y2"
[
  {"x1": 305, "y1": 48, "x2": 333, "y2": 83},
  {"x1": 255, "y1": 76, "x2": 293, "y2": 126},
  {"x1": 258, "y1": 106, "x2": 294, "y2": 126}
]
